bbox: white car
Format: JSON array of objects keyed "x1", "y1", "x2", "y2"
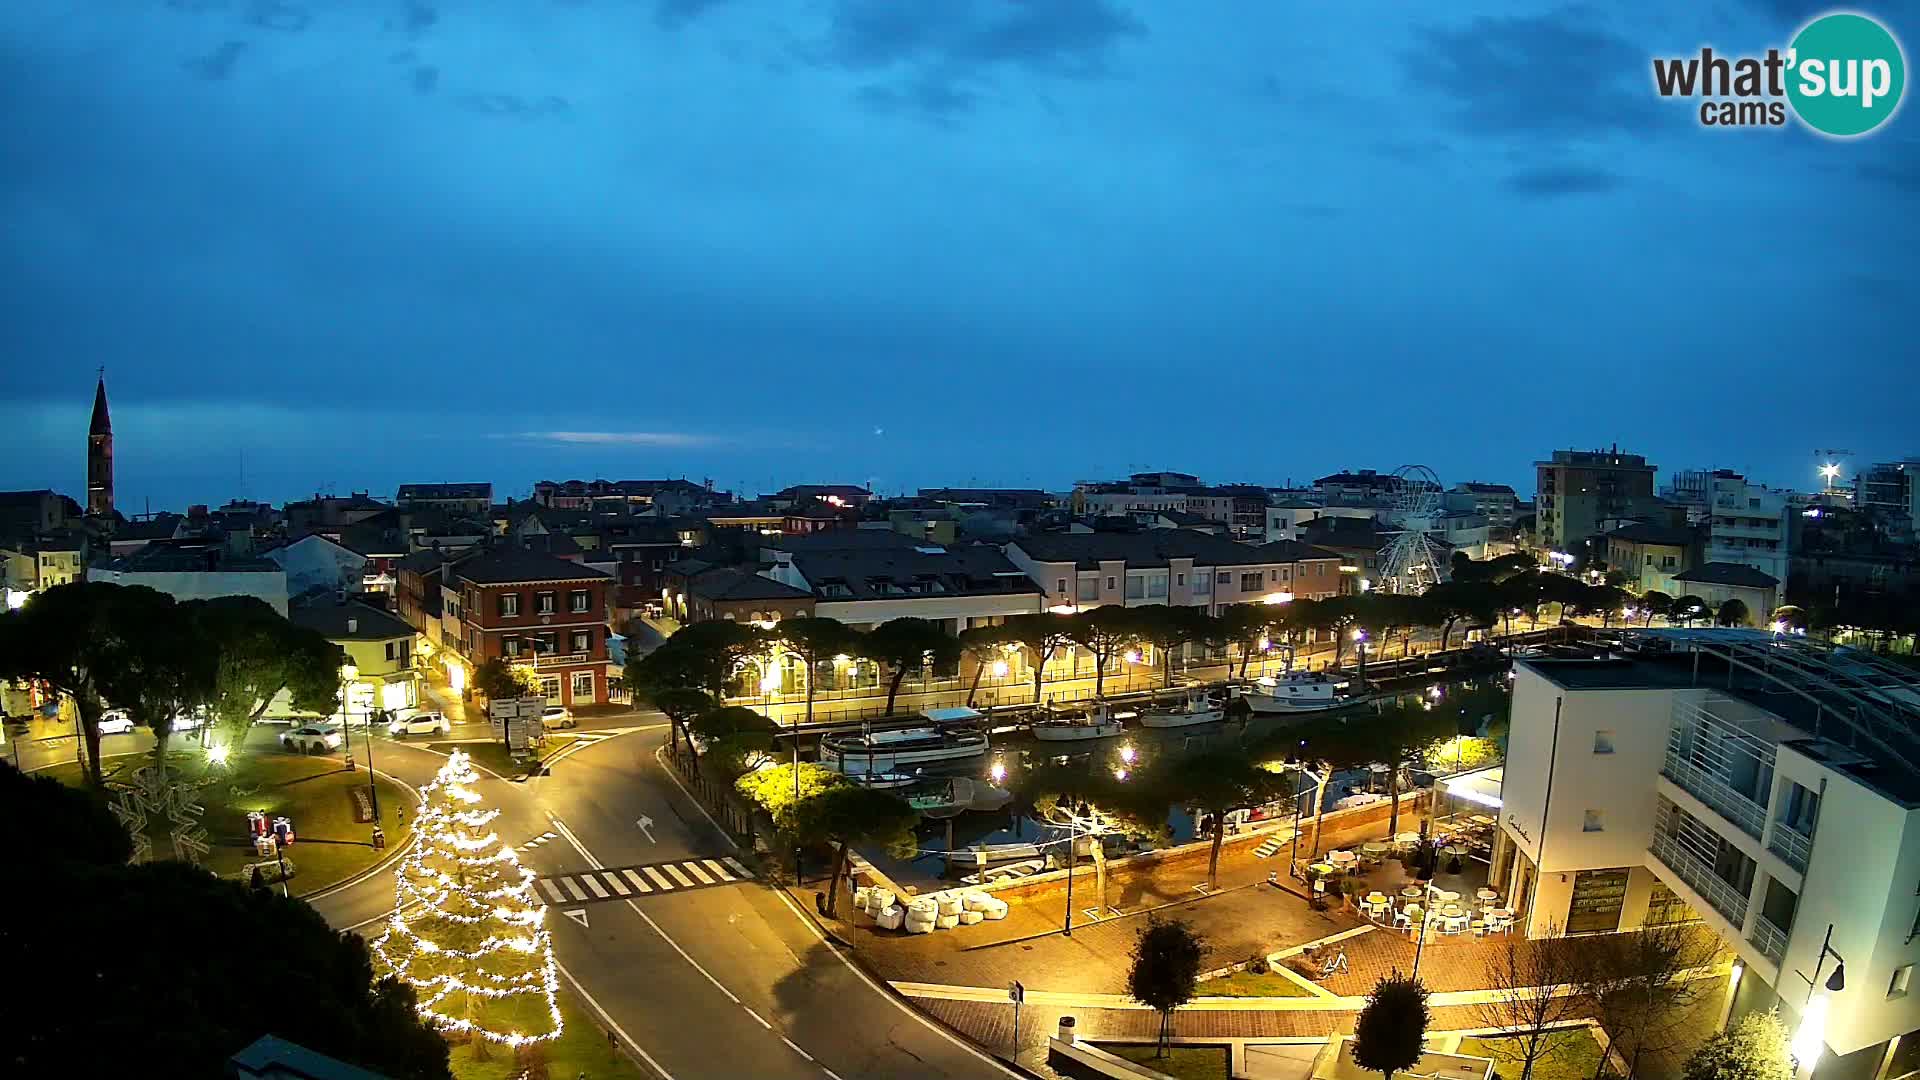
[
  {"x1": 387, "y1": 712, "x2": 451, "y2": 738},
  {"x1": 281, "y1": 724, "x2": 343, "y2": 754},
  {"x1": 98, "y1": 709, "x2": 135, "y2": 735},
  {"x1": 169, "y1": 710, "x2": 206, "y2": 732},
  {"x1": 542, "y1": 705, "x2": 576, "y2": 730}
]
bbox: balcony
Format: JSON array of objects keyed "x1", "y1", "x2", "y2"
[
  {"x1": 1650, "y1": 829, "x2": 1750, "y2": 926},
  {"x1": 1750, "y1": 915, "x2": 1790, "y2": 966},
  {"x1": 1768, "y1": 821, "x2": 1813, "y2": 873},
  {"x1": 1662, "y1": 753, "x2": 1769, "y2": 840}
]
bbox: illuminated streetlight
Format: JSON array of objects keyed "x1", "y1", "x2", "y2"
[
  {"x1": 1123, "y1": 649, "x2": 1142, "y2": 665},
  {"x1": 1352, "y1": 628, "x2": 1367, "y2": 642},
  {"x1": 991, "y1": 660, "x2": 1010, "y2": 679},
  {"x1": 206, "y1": 743, "x2": 231, "y2": 766}
]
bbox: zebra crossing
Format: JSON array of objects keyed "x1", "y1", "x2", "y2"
[
  {"x1": 518, "y1": 830, "x2": 560, "y2": 851},
  {"x1": 536, "y1": 857, "x2": 755, "y2": 905}
]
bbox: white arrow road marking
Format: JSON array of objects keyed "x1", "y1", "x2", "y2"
[
  {"x1": 636, "y1": 815, "x2": 656, "y2": 843},
  {"x1": 563, "y1": 908, "x2": 589, "y2": 928}
]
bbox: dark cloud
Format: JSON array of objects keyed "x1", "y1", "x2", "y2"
[
  {"x1": 1504, "y1": 164, "x2": 1628, "y2": 197},
  {"x1": 655, "y1": 0, "x2": 729, "y2": 29},
  {"x1": 823, "y1": 0, "x2": 1143, "y2": 118},
  {"x1": 402, "y1": 2, "x2": 437, "y2": 35},
  {"x1": 410, "y1": 66, "x2": 438, "y2": 95},
  {"x1": 1403, "y1": 7, "x2": 1660, "y2": 138},
  {"x1": 184, "y1": 41, "x2": 247, "y2": 81},
  {"x1": 246, "y1": 0, "x2": 311, "y2": 33}
]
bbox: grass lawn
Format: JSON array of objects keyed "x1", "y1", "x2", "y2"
[
  {"x1": 43, "y1": 750, "x2": 414, "y2": 897},
  {"x1": 1194, "y1": 968, "x2": 1318, "y2": 998},
  {"x1": 1098, "y1": 1043, "x2": 1232, "y2": 1080},
  {"x1": 427, "y1": 735, "x2": 581, "y2": 779},
  {"x1": 446, "y1": 983, "x2": 649, "y2": 1080},
  {"x1": 1458, "y1": 1027, "x2": 1607, "y2": 1080}
]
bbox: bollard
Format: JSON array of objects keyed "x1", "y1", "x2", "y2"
[{"x1": 1057, "y1": 1015, "x2": 1076, "y2": 1043}]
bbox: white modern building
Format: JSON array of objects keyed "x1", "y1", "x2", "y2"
[
  {"x1": 1496, "y1": 630, "x2": 1920, "y2": 1079},
  {"x1": 1705, "y1": 471, "x2": 1793, "y2": 590}
]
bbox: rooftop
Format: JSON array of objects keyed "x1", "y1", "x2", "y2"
[
  {"x1": 1525, "y1": 629, "x2": 1920, "y2": 804},
  {"x1": 1674, "y1": 562, "x2": 1780, "y2": 588},
  {"x1": 290, "y1": 598, "x2": 415, "y2": 641},
  {"x1": 687, "y1": 568, "x2": 814, "y2": 603},
  {"x1": 396, "y1": 482, "x2": 491, "y2": 501},
  {"x1": 455, "y1": 548, "x2": 608, "y2": 586},
  {"x1": 789, "y1": 544, "x2": 1040, "y2": 601},
  {"x1": 1604, "y1": 521, "x2": 1697, "y2": 547},
  {"x1": 1010, "y1": 530, "x2": 1274, "y2": 570}
]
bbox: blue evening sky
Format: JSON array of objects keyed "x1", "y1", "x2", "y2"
[{"x1": 2, "y1": 1, "x2": 1915, "y2": 509}]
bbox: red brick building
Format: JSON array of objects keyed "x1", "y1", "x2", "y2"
[{"x1": 453, "y1": 548, "x2": 613, "y2": 707}]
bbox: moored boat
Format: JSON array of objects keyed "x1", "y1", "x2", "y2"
[
  {"x1": 1137, "y1": 690, "x2": 1224, "y2": 729},
  {"x1": 846, "y1": 771, "x2": 920, "y2": 791},
  {"x1": 1243, "y1": 670, "x2": 1371, "y2": 713},
  {"x1": 1031, "y1": 701, "x2": 1130, "y2": 742},
  {"x1": 821, "y1": 724, "x2": 990, "y2": 773}
]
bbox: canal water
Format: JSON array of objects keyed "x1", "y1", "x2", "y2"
[{"x1": 865, "y1": 672, "x2": 1513, "y2": 891}]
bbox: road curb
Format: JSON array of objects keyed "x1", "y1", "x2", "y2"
[
  {"x1": 774, "y1": 887, "x2": 1048, "y2": 1080},
  {"x1": 297, "y1": 765, "x2": 423, "y2": 902}
]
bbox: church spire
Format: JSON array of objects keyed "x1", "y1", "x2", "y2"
[
  {"x1": 90, "y1": 370, "x2": 111, "y2": 436},
  {"x1": 87, "y1": 372, "x2": 114, "y2": 523}
]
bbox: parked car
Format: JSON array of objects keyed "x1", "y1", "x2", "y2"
[
  {"x1": 387, "y1": 712, "x2": 451, "y2": 738},
  {"x1": 98, "y1": 709, "x2": 135, "y2": 735},
  {"x1": 542, "y1": 705, "x2": 576, "y2": 730},
  {"x1": 280, "y1": 724, "x2": 342, "y2": 754}
]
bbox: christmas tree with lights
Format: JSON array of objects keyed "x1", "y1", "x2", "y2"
[{"x1": 373, "y1": 749, "x2": 562, "y2": 1055}]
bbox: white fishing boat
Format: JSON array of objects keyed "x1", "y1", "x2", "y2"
[
  {"x1": 1243, "y1": 670, "x2": 1371, "y2": 714},
  {"x1": 820, "y1": 724, "x2": 990, "y2": 773},
  {"x1": 1137, "y1": 690, "x2": 1224, "y2": 729},
  {"x1": 847, "y1": 771, "x2": 920, "y2": 791},
  {"x1": 907, "y1": 776, "x2": 1015, "y2": 818},
  {"x1": 1031, "y1": 701, "x2": 1130, "y2": 742},
  {"x1": 949, "y1": 842, "x2": 1043, "y2": 869}
]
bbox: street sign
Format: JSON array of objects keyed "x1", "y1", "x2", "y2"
[{"x1": 489, "y1": 696, "x2": 546, "y2": 750}]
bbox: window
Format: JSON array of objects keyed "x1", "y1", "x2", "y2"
[
  {"x1": 1107, "y1": 576, "x2": 1116, "y2": 590},
  {"x1": 1583, "y1": 810, "x2": 1604, "y2": 832},
  {"x1": 572, "y1": 671, "x2": 595, "y2": 702},
  {"x1": 572, "y1": 630, "x2": 591, "y2": 653},
  {"x1": 1175, "y1": 573, "x2": 1184, "y2": 586},
  {"x1": 1593, "y1": 729, "x2": 1615, "y2": 754},
  {"x1": 1146, "y1": 574, "x2": 1167, "y2": 599},
  {"x1": 1240, "y1": 572, "x2": 1261, "y2": 592},
  {"x1": 537, "y1": 591, "x2": 556, "y2": 614},
  {"x1": 1216, "y1": 571, "x2": 1231, "y2": 584},
  {"x1": 505, "y1": 637, "x2": 521, "y2": 657},
  {"x1": 500, "y1": 593, "x2": 520, "y2": 617},
  {"x1": 538, "y1": 676, "x2": 561, "y2": 702},
  {"x1": 385, "y1": 641, "x2": 397, "y2": 661},
  {"x1": 1126, "y1": 576, "x2": 1144, "y2": 600},
  {"x1": 1077, "y1": 578, "x2": 1099, "y2": 601},
  {"x1": 1567, "y1": 869, "x2": 1630, "y2": 934},
  {"x1": 1056, "y1": 578, "x2": 1067, "y2": 594},
  {"x1": 1892, "y1": 965, "x2": 1914, "y2": 1000},
  {"x1": 1193, "y1": 573, "x2": 1211, "y2": 595},
  {"x1": 570, "y1": 589, "x2": 589, "y2": 613}
]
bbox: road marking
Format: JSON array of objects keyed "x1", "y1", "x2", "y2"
[
  {"x1": 702, "y1": 859, "x2": 735, "y2": 882},
  {"x1": 555, "y1": 962, "x2": 677, "y2": 1080},
  {"x1": 644, "y1": 866, "x2": 674, "y2": 890},
  {"x1": 563, "y1": 878, "x2": 588, "y2": 901},
  {"x1": 742, "y1": 1006, "x2": 772, "y2": 1030},
  {"x1": 723, "y1": 856, "x2": 753, "y2": 878},
  {"x1": 604, "y1": 871, "x2": 631, "y2": 896},
  {"x1": 622, "y1": 869, "x2": 653, "y2": 893},
  {"x1": 581, "y1": 874, "x2": 610, "y2": 899},
  {"x1": 563, "y1": 908, "x2": 590, "y2": 928},
  {"x1": 820, "y1": 1068, "x2": 845, "y2": 1080},
  {"x1": 682, "y1": 861, "x2": 715, "y2": 885},
  {"x1": 662, "y1": 864, "x2": 696, "y2": 887},
  {"x1": 652, "y1": 745, "x2": 741, "y2": 852},
  {"x1": 782, "y1": 1036, "x2": 813, "y2": 1061},
  {"x1": 547, "y1": 816, "x2": 743, "y2": 1006},
  {"x1": 773, "y1": 887, "x2": 1025, "y2": 1079},
  {"x1": 539, "y1": 879, "x2": 567, "y2": 903},
  {"x1": 637, "y1": 814, "x2": 656, "y2": 843}
]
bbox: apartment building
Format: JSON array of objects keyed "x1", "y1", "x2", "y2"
[
  {"x1": 1497, "y1": 630, "x2": 1920, "y2": 1079},
  {"x1": 1448, "y1": 483, "x2": 1522, "y2": 530},
  {"x1": 451, "y1": 548, "x2": 613, "y2": 707},
  {"x1": 395, "y1": 483, "x2": 493, "y2": 517},
  {"x1": 764, "y1": 535, "x2": 1041, "y2": 633},
  {"x1": 1004, "y1": 531, "x2": 1325, "y2": 613},
  {"x1": 1858, "y1": 460, "x2": 1920, "y2": 539},
  {"x1": 1535, "y1": 447, "x2": 1660, "y2": 553},
  {"x1": 1705, "y1": 471, "x2": 1793, "y2": 589},
  {"x1": 289, "y1": 597, "x2": 420, "y2": 719},
  {"x1": 1604, "y1": 522, "x2": 1699, "y2": 595}
]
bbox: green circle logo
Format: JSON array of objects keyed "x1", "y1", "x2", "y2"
[{"x1": 1787, "y1": 13, "x2": 1906, "y2": 137}]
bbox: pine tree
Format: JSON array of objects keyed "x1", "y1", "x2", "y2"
[{"x1": 373, "y1": 750, "x2": 562, "y2": 1055}]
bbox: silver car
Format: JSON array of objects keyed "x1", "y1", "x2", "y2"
[{"x1": 280, "y1": 724, "x2": 343, "y2": 754}]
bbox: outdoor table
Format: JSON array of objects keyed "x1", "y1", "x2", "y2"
[
  {"x1": 1476, "y1": 887, "x2": 1498, "y2": 902},
  {"x1": 1328, "y1": 850, "x2": 1356, "y2": 866},
  {"x1": 1443, "y1": 843, "x2": 1470, "y2": 857},
  {"x1": 1400, "y1": 886, "x2": 1424, "y2": 901},
  {"x1": 1309, "y1": 863, "x2": 1336, "y2": 877},
  {"x1": 1394, "y1": 831, "x2": 1422, "y2": 846},
  {"x1": 1362, "y1": 841, "x2": 1390, "y2": 857},
  {"x1": 1439, "y1": 903, "x2": 1466, "y2": 918},
  {"x1": 1365, "y1": 891, "x2": 1388, "y2": 905},
  {"x1": 1434, "y1": 889, "x2": 1460, "y2": 903}
]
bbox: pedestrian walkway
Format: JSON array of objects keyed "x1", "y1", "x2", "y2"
[
  {"x1": 536, "y1": 857, "x2": 754, "y2": 905},
  {"x1": 519, "y1": 830, "x2": 559, "y2": 851}
]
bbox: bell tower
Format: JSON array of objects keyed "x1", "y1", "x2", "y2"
[{"x1": 87, "y1": 372, "x2": 113, "y2": 524}]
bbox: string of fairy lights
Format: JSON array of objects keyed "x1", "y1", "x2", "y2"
[{"x1": 371, "y1": 749, "x2": 564, "y2": 1049}]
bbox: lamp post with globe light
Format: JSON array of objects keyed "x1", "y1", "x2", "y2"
[{"x1": 1792, "y1": 924, "x2": 1847, "y2": 1080}]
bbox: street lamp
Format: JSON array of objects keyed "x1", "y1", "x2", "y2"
[{"x1": 1793, "y1": 925, "x2": 1847, "y2": 1077}]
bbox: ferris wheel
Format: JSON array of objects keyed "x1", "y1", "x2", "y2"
[{"x1": 1374, "y1": 464, "x2": 1449, "y2": 594}]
